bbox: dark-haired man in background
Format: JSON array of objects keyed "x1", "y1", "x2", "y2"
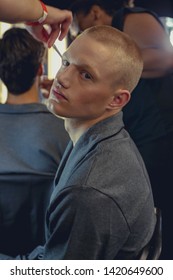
[{"x1": 0, "y1": 27, "x2": 69, "y2": 257}]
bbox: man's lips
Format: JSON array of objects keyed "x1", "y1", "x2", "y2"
[{"x1": 52, "y1": 87, "x2": 68, "y2": 100}]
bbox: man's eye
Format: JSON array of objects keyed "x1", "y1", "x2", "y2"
[
  {"x1": 81, "y1": 72, "x2": 92, "y2": 80},
  {"x1": 62, "y1": 59, "x2": 70, "y2": 67}
]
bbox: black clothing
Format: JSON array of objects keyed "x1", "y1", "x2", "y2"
[{"x1": 113, "y1": 7, "x2": 173, "y2": 259}]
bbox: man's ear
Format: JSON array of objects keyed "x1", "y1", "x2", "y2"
[
  {"x1": 90, "y1": 5, "x2": 104, "y2": 21},
  {"x1": 107, "y1": 89, "x2": 130, "y2": 110},
  {"x1": 90, "y1": 5, "x2": 112, "y2": 24},
  {"x1": 37, "y1": 64, "x2": 43, "y2": 77}
]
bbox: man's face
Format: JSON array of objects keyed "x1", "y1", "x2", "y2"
[
  {"x1": 70, "y1": 12, "x2": 95, "y2": 38},
  {"x1": 48, "y1": 34, "x2": 118, "y2": 122},
  {"x1": 70, "y1": 8, "x2": 100, "y2": 39}
]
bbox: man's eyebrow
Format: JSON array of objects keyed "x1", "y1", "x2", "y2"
[
  {"x1": 75, "y1": 60, "x2": 100, "y2": 76},
  {"x1": 62, "y1": 52, "x2": 99, "y2": 77},
  {"x1": 79, "y1": 63, "x2": 100, "y2": 78}
]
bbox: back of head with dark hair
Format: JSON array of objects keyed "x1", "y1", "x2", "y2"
[
  {"x1": 0, "y1": 27, "x2": 45, "y2": 95},
  {"x1": 69, "y1": 0, "x2": 124, "y2": 16}
]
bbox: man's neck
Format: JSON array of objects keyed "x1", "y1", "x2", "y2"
[
  {"x1": 64, "y1": 113, "x2": 113, "y2": 146},
  {"x1": 64, "y1": 118, "x2": 91, "y2": 146},
  {"x1": 6, "y1": 79, "x2": 40, "y2": 105}
]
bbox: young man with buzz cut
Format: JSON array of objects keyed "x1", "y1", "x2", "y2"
[{"x1": 0, "y1": 25, "x2": 155, "y2": 260}]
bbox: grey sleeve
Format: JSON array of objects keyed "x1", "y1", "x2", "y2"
[{"x1": 43, "y1": 186, "x2": 129, "y2": 260}]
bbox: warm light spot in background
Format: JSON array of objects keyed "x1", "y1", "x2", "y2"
[{"x1": 48, "y1": 40, "x2": 67, "y2": 79}]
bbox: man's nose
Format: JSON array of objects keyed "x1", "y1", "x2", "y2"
[{"x1": 57, "y1": 65, "x2": 74, "y2": 88}]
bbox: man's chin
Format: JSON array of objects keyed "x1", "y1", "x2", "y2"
[
  {"x1": 46, "y1": 98, "x2": 58, "y2": 116},
  {"x1": 46, "y1": 98, "x2": 66, "y2": 120}
]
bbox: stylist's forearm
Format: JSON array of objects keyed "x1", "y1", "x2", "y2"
[{"x1": 0, "y1": 0, "x2": 43, "y2": 23}]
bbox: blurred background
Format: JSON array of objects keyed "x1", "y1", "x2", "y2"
[{"x1": 43, "y1": 0, "x2": 173, "y2": 17}]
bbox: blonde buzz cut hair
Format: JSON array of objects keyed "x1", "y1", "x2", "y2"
[{"x1": 83, "y1": 25, "x2": 143, "y2": 93}]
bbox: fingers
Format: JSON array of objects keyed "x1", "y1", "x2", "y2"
[
  {"x1": 58, "y1": 18, "x2": 72, "y2": 41},
  {"x1": 40, "y1": 76, "x2": 54, "y2": 90},
  {"x1": 47, "y1": 26, "x2": 61, "y2": 48},
  {"x1": 26, "y1": 8, "x2": 73, "y2": 47},
  {"x1": 41, "y1": 27, "x2": 50, "y2": 42},
  {"x1": 46, "y1": 19, "x2": 71, "y2": 47},
  {"x1": 26, "y1": 25, "x2": 49, "y2": 43},
  {"x1": 45, "y1": 7, "x2": 72, "y2": 46},
  {"x1": 40, "y1": 76, "x2": 53, "y2": 99}
]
